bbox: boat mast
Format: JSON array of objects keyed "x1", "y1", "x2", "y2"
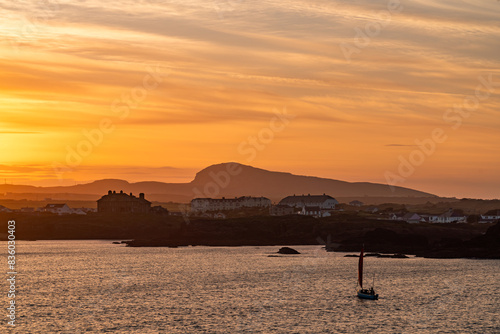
[{"x1": 358, "y1": 246, "x2": 364, "y2": 289}]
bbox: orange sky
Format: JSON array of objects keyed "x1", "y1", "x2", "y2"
[{"x1": 0, "y1": 0, "x2": 499, "y2": 199}]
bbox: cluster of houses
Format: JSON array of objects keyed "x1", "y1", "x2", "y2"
[
  {"x1": 390, "y1": 210, "x2": 468, "y2": 224},
  {"x1": 0, "y1": 203, "x2": 95, "y2": 215},
  {"x1": 190, "y1": 196, "x2": 272, "y2": 213},
  {"x1": 0, "y1": 190, "x2": 167, "y2": 216},
  {"x1": 190, "y1": 194, "x2": 339, "y2": 218},
  {"x1": 188, "y1": 194, "x2": 500, "y2": 224},
  {"x1": 346, "y1": 201, "x2": 500, "y2": 224},
  {"x1": 2, "y1": 190, "x2": 499, "y2": 224},
  {"x1": 383, "y1": 208, "x2": 499, "y2": 224}
]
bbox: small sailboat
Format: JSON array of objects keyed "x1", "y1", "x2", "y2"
[{"x1": 357, "y1": 246, "x2": 378, "y2": 300}]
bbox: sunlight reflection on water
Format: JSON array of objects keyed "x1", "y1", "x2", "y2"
[{"x1": 3, "y1": 241, "x2": 499, "y2": 333}]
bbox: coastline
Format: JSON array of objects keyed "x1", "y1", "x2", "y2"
[{"x1": 2, "y1": 212, "x2": 496, "y2": 259}]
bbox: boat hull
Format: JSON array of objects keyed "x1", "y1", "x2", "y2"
[{"x1": 357, "y1": 291, "x2": 379, "y2": 300}]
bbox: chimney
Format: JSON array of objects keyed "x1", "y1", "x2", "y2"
[
  {"x1": 108, "y1": 190, "x2": 112, "y2": 195},
  {"x1": 130, "y1": 193, "x2": 133, "y2": 196},
  {"x1": 113, "y1": 190, "x2": 116, "y2": 194},
  {"x1": 120, "y1": 190, "x2": 123, "y2": 194},
  {"x1": 139, "y1": 193, "x2": 145, "y2": 199}
]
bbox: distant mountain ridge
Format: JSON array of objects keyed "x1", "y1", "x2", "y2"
[
  {"x1": 190, "y1": 163, "x2": 435, "y2": 199},
  {"x1": 0, "y1": 162, "x2": 435, "y2": 202}
]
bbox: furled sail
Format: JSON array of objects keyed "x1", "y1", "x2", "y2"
[{"x1": 358, "y1": 247, "x2": 364, "y2": 288}]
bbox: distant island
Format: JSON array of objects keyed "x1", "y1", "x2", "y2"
[{"x1": 0, "y1": 162, "x2": 436, "y2": 203}]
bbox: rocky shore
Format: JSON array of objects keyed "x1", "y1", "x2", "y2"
[
  {"x1": 416, "y1": 222, "x2": 500, "y2": 259},
  {"x1": 1, "y1": 212, "x2": 496, "y2": 259}
]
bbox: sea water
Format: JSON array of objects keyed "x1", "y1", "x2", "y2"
[{"x1": 2, "y1": 241, "x2": 499, "y2": 333}]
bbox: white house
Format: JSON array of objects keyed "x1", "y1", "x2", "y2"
[
  {"x1": 390, "y1": 213, "x2": 404, "y2": 221},
  {"x1": 300, "y1": 206, "x2": 334, "y2": 218},
  {"x1": 279, "y1": 194, "x2": 338, "y2": 210},
  {"x1": 403, "y1": 213, "x2": 424, "y2": 223},
  {"x1": 43, "y1": 204, "x2": 73, "y2": 215},
  {"x1": 390, "y1": 212, "x2": 424, "y2": 223},
  {"x1": 190, "y1": 196, "x2": 271, "y2": 213},
  {"x1": 429, "y1": 209, "x2": 466, "y2": 223},
  {"x1": 480, "y1": 210, "x2": 500, "y2": 221}
]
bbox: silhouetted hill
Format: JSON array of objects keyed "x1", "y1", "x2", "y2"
[
  {"x1": 0, "y1": 162, "x2": 435, "y2": 202},
  {"x1": 190, "y1": 163, "x2": 435, "y2": 199}
]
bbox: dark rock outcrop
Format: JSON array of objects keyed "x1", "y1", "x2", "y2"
[
  {"x1": 278, "y1": 247, "x2": 300, "y2": 254},
  {"x1": 344, "y1": 253, "x2": 409, "y2": 258},
  {"x1": 418, "y1": 222, "x2": 500, "y2": 259},
  {"x1": 377, "y1": 253, "x2": 409, "y2": 258}
]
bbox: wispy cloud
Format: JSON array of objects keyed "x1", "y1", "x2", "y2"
[{"x1": 0, "y1": 0, "x2": 498, "y2": 197}]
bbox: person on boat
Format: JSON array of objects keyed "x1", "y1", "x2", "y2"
[{"x1": 369, "y1": 287, "x2": 374, "y2": 295}]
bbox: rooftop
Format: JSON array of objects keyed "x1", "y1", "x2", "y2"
[
  {"x1": 97, "y1": 190, "x2": 151, "y2": 204},
  {"x1": 280, "y1": 194, "x2": 338, "y2": 204},
  {"x1": 484, "y1": 209, "x2": 500, "y2": 216}
]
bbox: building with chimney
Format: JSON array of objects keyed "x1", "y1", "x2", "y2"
[{"x1": 97, "y1": 190, "x2": 151, "y2": 213}]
